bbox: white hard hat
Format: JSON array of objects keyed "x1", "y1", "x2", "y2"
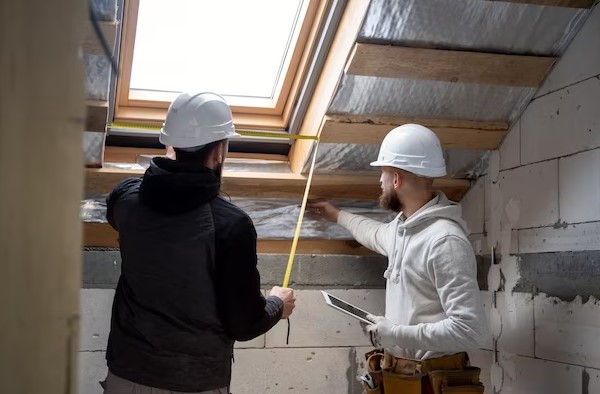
[
  {"x1": 159, "y1": 92, "x2": 241, "y2": 149},
  {"x1": 370, "y1": 124, "x2": 446, "y2": 177}
]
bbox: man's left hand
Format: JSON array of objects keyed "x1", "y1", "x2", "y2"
[{"x1": 366, "y1": 314, "x2": 398, "y2": 349}]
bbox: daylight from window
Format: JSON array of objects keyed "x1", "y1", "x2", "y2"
[{"x1": 130, "y1": 0, "x2": 305, "y2": 100}]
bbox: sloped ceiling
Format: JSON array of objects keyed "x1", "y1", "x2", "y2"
[
  {"x1": 313, "y1": 0, "x2": 592, "y2": 178},
  {"x1": 82, "y1": 0, "x2": 596, "y2": 247}
]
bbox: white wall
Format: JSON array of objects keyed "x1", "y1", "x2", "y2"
[{"x1": 461, "y1": 5, "x2": 600, "y2": 393}]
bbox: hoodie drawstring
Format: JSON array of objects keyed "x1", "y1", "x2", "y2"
[
  {"x1": 383, "y1": 224, "x2": 399, "y2": 279},
  {"x1": 392, "y1": 228, "x2": 408, "y2": 284}
]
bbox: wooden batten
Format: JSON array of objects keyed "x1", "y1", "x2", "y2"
[
  {"x1": 85, "y1": 100, "x2": 109, "y2": 132},
  {"x1": 288, "y1": 0, "x2": 371, "y2": 173},
  {"x1": 102, "y1": 146, "x2": 289, "y2": 164},
  {"x1": 84, "y1": 222, "x2": 376, "y2": 255},
  {"x1": 86, "y1": 168, "x2": 470, "y2": 201},
  {"x1": 345, "y1": 44, "x2": 556, "y2": 87},
  {"x1": 320, "y1": 115, "x2": 508, "y2": 149},
  {"x1": 1, "y1": 0, "x2": 86, "y2": 391}
]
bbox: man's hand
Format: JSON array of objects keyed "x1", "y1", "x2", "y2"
[
  {"x1": 366, "y1": 314, "x2": 399, "y2": 349},
  {"x1": 307, "y1": 200, "x2": 340, "y2": 222},
  {"x1": 270, "y1": 286, "x2": 296, "y2": 319}
]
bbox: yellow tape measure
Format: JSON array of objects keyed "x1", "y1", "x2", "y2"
[
  {"x1": 108, "y1": 122, "x2": 319, "y2": 141},
  {"x1": 282, "y1": 140, "x2": 319, "y2": 288}
]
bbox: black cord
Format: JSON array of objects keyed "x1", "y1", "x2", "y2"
[
  {"x1": 89, "y1": 1, "x2": 119, "y2": 74},
  {"x1": 286, "y1": 318, "x2": 291, "y2": 345}
]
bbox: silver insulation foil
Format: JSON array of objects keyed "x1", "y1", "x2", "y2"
[{"x1": 82, "y1": 197, "x2": 395, "y2": 240}]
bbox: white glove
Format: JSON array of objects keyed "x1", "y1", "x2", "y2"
[{"x1": 366, "y1": 314, "x2": 399, "y2": 349}]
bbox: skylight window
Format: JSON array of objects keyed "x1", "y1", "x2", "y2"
[
  {"x1": 131, "y1": 0, "x2": 304, "y2": 103},
  {"x1": 115, "y1": 0, "x2": 321, "y2": 129}
]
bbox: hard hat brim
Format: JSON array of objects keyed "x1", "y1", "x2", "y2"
[
  {"x1": 369, "y1": 160, "x2": 386, "y2": 167},
  {"x1": 370, "y1": 160, "x2": 447, "y2": 177}
]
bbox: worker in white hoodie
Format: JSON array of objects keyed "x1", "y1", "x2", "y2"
[{"x1": 309, "y1": 124, "x2": 488, "y2": 394}]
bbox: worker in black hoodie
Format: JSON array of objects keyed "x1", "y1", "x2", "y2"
[{"x1": 102, "y1": 92, "x2": 296, "y2": 394}]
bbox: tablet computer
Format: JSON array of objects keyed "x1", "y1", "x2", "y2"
[{"x1": 321, "y1": 291, "x2": 374, "y2": 324}]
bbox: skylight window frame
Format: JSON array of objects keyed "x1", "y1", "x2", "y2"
[{"x1": 114, "y1": 0, "x2": 323, "y2": 131}]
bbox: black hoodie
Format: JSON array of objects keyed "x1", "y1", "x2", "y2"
[{"x1": 105, "y1": 157, "x2": 283, "y2": 392}]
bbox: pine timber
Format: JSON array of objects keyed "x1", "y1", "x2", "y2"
[
  {"x1": 86, "y1": 168, "x2": 471, "y2": 201},
  {"x1": 86, "y1": 100, "x2": 108, "y2": 132},
  {"x1": 289, "y1": 0, "x2": 372, "y2": 173},
  {"x1": 103, "y1": 146, "x2": 288, "y2": 164},
  {"x1": 0, "y1": 0, "x2": 85, "y2": 392},
  {"x1": 345, "y1": 44, "x2": 556, "y2": 87},
  {"x1": 321, "y1": 115, "x2": 509, "y2": 149},
  {"x1": 83, "y1": 222, "x2": 376, "y2": 255}
]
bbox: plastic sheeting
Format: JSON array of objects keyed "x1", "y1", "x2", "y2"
[
  {"x1": 329, "y1": 75, "x2": 536, "y2": 123},
  {"x1": 84, "y1": 54, "x2": 111, "y2": 101},
  {"x1": 83, "y1": 132, "x2": 106, "y2": 167},
  {"x1": 82, "y1": 197, "x2": 395, "y2": 240},
  {"x1": 359, "y1": 0, "x2": 588, "y2": 56},
  {"x1": 91, "y1": 0, "x2": 118, "y2": 21}
]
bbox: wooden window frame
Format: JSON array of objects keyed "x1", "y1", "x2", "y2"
[{"x1": 115, "y1": 0, "x2": 326, "y2": 131}]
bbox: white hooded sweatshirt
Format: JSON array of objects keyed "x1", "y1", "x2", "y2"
[{"x1": 338, "y1": 192, "x2": 488, "y2": 360}]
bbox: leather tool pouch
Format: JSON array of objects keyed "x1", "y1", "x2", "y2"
[
  {"x1": 364, "y1": 349, "x2": 384, "y2": 393},
  {"x1": 381, "y1": 370, "x2": 423, "y2": 394},
  {"x1": 429, "y1": 367, "x2": 484, "y2": 394}
]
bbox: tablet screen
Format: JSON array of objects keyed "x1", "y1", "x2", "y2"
[{"x1": 322, "y1": 291, "x2": 373, "y2": 324}]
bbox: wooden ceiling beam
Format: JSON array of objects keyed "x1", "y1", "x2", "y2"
[
  {"x1": 489, "y1": 0, "x2": 595, "y2": 8},
  {"x1": 288, "y1": 0, "x2": 371, "y2": 174},
  {"x1": 321, "y1": 115, "x2": 509, "y2": 149},
  {"x1": 85, "y1": 100, "x2": 108, "y2": 132},
  {"x1": 345, "y1": 44, "x2": 556, "y2": 87},
  {"x1": 83, "y1": 222, "x2": 376, "y2": 254},
  {"x1": 102, "y1": 146, "x2": 289, "y2": 164},
  {"x1": 86, "y1": 168, "x2": 470, "y2": 201}
]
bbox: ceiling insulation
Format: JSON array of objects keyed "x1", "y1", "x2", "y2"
[
  {"x1": 82, "y1": 197, "x2": 395, "y2": 240},
  {"x1": 359, "y1": 0, "x2": 588, "y2": 55},
  {"x1": 328, "y1": 76, "x2": 535, "y2": 123}
]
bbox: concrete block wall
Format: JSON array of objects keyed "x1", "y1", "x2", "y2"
[
  {"x1": 78, "y1": 253, "x2": 390, "y2": 393},
  {"x1": 461, "y1": 5, "x2": 600, "y2": 393}
]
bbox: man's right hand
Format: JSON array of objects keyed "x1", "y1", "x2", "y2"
[
  {"x1": 307, "y1": 200, "x2": 340, "y2": 222},
  {"x1": 270, "y1": 286, "x2": 296, "y2": 319}
]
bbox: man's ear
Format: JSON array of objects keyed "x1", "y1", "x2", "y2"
[
  {"x1": 211, "y1": 141, "x2": 227, "y2": 164},
  {"x1": 393, "y1": 172, "x2": 402, "y2": 189},
  {"x1": 166, "y1": 146, "x2": 176, "y2": 160}
]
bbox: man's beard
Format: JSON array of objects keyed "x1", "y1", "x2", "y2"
[{"x1": 379, "y1": 188, "x2": 403, "y2": 212}]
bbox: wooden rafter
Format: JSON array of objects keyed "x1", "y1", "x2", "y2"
[
  {"x1": 103, "y1": 146, "x2": 289, "y2": 164},
  {"x1": 83, "y1": 222, "x2": 376, "y2": 255},
  {"x1": 489, "y1": 0, "x2": 595, "y2": 8},
  {"x1": 85, "y1": 101, "x2": 108, "y2": 133},
  {"x1": 289, "y1": 0, "x2": 372, "y2": 174},
  {"x1": 320, "y1": 115, "x2": 509, "y2": 149},
  {"x1": 86, "y1": 168, "x2": 470, "y2": 201},
  {"x1": 345, "y1": 44, "x2": 556, "y2": 87}
]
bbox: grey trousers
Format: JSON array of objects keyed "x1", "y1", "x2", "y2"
[{"x1": 101, "y1": 371, "x2": 229, "y2": 394}]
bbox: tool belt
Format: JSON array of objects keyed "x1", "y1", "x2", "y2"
[{"x1": 363, "y1": 349, "x2": 484, "y2": 394}]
